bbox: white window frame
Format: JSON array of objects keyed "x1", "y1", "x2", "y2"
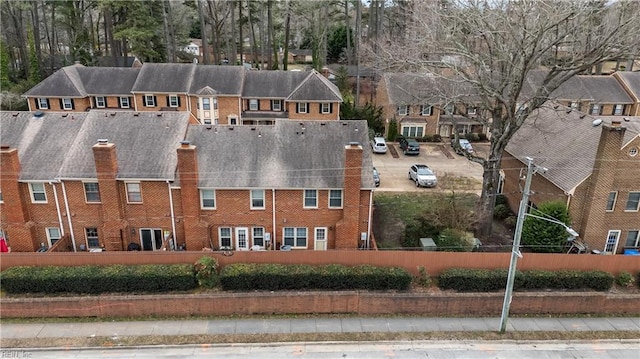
[
  {"x1": 86, "y1": 227, "x2": 99, "y2": 248},
  {"x1": 37, "y1": 98, "x2": 49, "y2": 109},
  {"x1": 202, "y1": 98, "x2": 211, "y2": 110},
  {"x1": 252, "y1": 227, "x2": 265, "y2": 247},
  {"x1": 200, "y1": 189, "x2": 216, "y2": 209},
  {"x1": 119, "y1": 97, "x2": 130, "y2": 108},
  {"x1": 467, "y1": 106, "x2": 477, "y2": 115},
  {"x1": 397, "y1": 105, "x2": 408, "y2": 116},
  {"x1": 402, "y1": 126, "x2": 424, "y2": 138},
  {"x1": 250, "y1": 189, "x2": 265, "y2": 209},
  {"x1": 95, "y1": 96, "x2": 106, "y2": 108},
  {"x1": 46, "y1": 227, "x2": 61, "y2": 247},
  {"x1": 328, "y1": 189, "x2": 343, "y2": 208},
  {"x1": 62, "y1": 98, "x2": 73, "y2": 110},
  {"x1": 272, "y1": 99, "x2": 282, "y2": 111},
  {"x1": 168, "y1": 95, "x2": 179, "y2": 108},
  {"x1": 604, "y1": 230, "x2": 620, "y2": 254},
  {"x1": 144, "y1": 94, "x2": 156, "y2": 107},
  {"x1": 29, "y1": 183, "x2": 47, "y2": 203},
  {"x1": 625, "y1": 192, "x2": 640, "y2": 211},
  {"x1": 283, "y1": 227, "x2": 308, "y2": 248},
  {"x1": 83, "y1": 182, "x2": 101, "y2": 203},
  {"x1": 304, "y1": 189, "x2": 318, "y2": 208},
  {"x1": 614, "y1": 104, "x2": 623, "y2": 115},
  {"x1": 625, "y1": 230, "x2": 639, "y2": 248},
  {"x1": 421, "y1": 105, "x2": 432, "y2": 116},
  {"x1": 297, "y1": 102, "x2": 308, "y2": 114},
  {"x1": 606, "y1": 191, "x2": 617, "y2": 212},
  {"x1": 219, "y1": 227, "x2": 232, "y2": 248},
  {"x1": 321, "y1": 103, "x2": 331, "y2": 114},
  {"x1": 590, "y1": 104, "x2": 600, "y2": 115},
  {"x1": 125, "y1": 182, "x2": 142, "y2": 203},
  {"x1": 249, "y1": 99, "x2": 258, "y2": 111}
]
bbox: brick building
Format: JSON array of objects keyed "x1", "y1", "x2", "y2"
[
  {"x1": 23, "y1": 63, "x2": 342, "y2": 126},
  {"x1": 0, "y1": 111, "x2": 374, "y2": 252},
  {"x1": 500, "y1": 105, "x2": 640, "y2": 254}
]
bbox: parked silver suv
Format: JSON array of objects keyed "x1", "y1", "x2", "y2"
[{"x1": 408, "y1": 164, "x2": 437, "y2": 188}]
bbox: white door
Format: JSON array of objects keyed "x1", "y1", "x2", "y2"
[
  {"x1": 314, "y1": 227, "x2": 327, "y2": 251},
  {"x1": 235, "y1": 227, "x2": 249, "y2": 251},
  {"x1": 604, "y1": 230, "x2": 620, "y2": 254}
]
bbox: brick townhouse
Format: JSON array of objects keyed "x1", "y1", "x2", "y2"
[
  {"x1": 500, "y1": 104, "x2": 640, "y2": 254},
  {"x1": 23, "y1": 63, "x2": 342, "y2": 126},
  {"x1": 0, "y1": 111, "x2": 374, "y2": 252}
]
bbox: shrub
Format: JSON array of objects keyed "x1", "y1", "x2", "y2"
[
  {"x1": 436, "y1": 228, "x2": 476, "y2": 252},
  {"x1": 437, "y1": 269, "x2": 613, "y2": 292},
  {"x1": 415, "y1": 266, "x2": 432, "y2": 287},
  {"x1": 495, "y1": 194, "x2": 508, "y2": 206},
  {"x1": 493, "y1": 204, "x2": 512, "y2": 220},
  {"x1": 0, "y1": 264, "x2": 196, "y2": 294},
  {"x1": 467, "y1": 133, "x2": 480, "y2": 142},
  {"x1": 522, "y1": 201, "x2": 572, "y2": 253},
  {"x1": 432, "y1": 134, "x2": 442, "y2": 142},
  {"x1": 422, "y1": 135, "x2": 434, "y2": 142},
  {"x1": 194, "y1": 256, "x2": 220, "y2": 289},
  {"x1": 615, "y1": 271, "x2": 634, "y2": 287},
  {"x1": 504, "y1": 215, "x2": 517, "y2": 229},
  {"x1": 477, "y1": 133, "x2": 488, "y2": 141},
  {"x1": 219, "y1": 263, "x2": 412, "y2": 291}
]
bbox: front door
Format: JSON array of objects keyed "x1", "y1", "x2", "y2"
[
  {"x1": 140, "y1": 228, "x2": 163, "y2": 251},
  {"x1": 235, "y1": 227, "x2": 249, "y2": 251},
  {"x1": 314, "y1": 227, "x2": 327, "y2": 251}
]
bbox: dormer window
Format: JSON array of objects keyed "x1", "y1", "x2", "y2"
[
  {"x1": 95, "y1": 96, "x2": 106, "y2": 108},
  {"x1": 613, "y1": 104, "x2": 623, "y2": 115},
  {"x1": 271, "y1": 100, "x2": 282, "y2": 111},
  {"x1": 37, "y1": 98, "x2": 49, "y2": 109},
  {"x1": 421, "y1": 105, "x2": 432, "y2": 116},
  {"x1": 144, "y1": 95, "x2": 156, "y2": 107}
]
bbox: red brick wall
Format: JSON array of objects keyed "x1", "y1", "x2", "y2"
[
  {"x1": 285, "y1": 102, "x2": 339, "y2": 121},
  {"x1": 1, "y1": 291, "x2": 637, "y2": 318},
  {"x1": 27, "y1": 97, "x2": 91, "y2": 112},
  {"x1": 133, "y1": 94, "x2": 188, "y2": 111}
]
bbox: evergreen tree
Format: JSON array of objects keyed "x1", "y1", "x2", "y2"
[
  {"x1": 522, "y1": 201, "x2": 572, "y2": 253},
  {"x1": 27, "y1": 28, "x2": 41, "y2": 84},
  {"x1": 0, "y1": 40, "x2": 11, "y2": 90}
]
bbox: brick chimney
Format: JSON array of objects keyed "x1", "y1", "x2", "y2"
[
  {"x1": 92, "y1": 140, "x2": 125, "y2": 251},
  {"x1": 177, "y1": 141, "x2": 207, "y2": 249},
  {"x1": 0, "y1": 146, "x2": 38, "y2": 251},
  {"x1": 335, "y1": 142, "x2": 363, "y2": 249},
  {"x1": 580, "y1": 123, "x2": 627, "y2": 251}
]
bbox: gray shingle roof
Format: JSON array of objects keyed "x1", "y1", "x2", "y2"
[
  {"x1": 58, "y1": 111, "x2": 190, "y2": 180},
  {"x1": 505, "y1": 105, "x2": 640, "y2": 193},
  {"x1": 0, "y1": 111, "x2": 89, "y2": 181},
  {"x1": 383, "y1": 73, "x2": 447, "y2": 105},
  {"x1": 616, "y1": 72, "x2": 640, "y2": 100},
  {"x1": 132, "y1": 63, "x2": 196, "y2": 93},
  {"x1": 520, "y1": 71, "x2": 633, "y2": 103},
  {"x1": 189, "y1": 65, "x2": 245, "y2": 95},
  {"x1": 23, "y1": 64, "x2": 86, "y2": 97},
  {"x1": 0, "y1": 111, "x2": 189, "y2": 181},
  {"x1": 77, "y1": 67, "x2": 141, "y2": 95},
  {"x1": 185, "y1": 120, "x2": 374, "y2": 189},
  {"x1": 287, "y1": 71, "x2": 343, "y2": 102},
  {"x1": 243, "y1": 70, "x2": 309, "y2": 98}
]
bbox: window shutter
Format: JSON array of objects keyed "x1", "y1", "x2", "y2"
[
  {"x1": 330, "y1": 103, "x2": 333, "y2": 113},
  {"x1": 257, "y1": 100, "x2": 260, "y2": 110},
  {"x1": 270, "y1": 101, "x2": 273, "y2": 111},
  {"x1": 307, "y1": 103, "x2": 310, "y2": 113},
  {"x1": 166, "y1": 96, "x2": 170, "y2": 106},
  {"x1": 420, "y1": 105, "x2": 423, "y2": 115},
  {"x1": 177, "y1": 97, "x2": 181, "y2": 107},
  {"x1": 46, "y1": 99, "x2": 50, "y2": 109},
  {"x1": 319, "y1": 103, "x2": 322, "y2": 114},
  {"x1": 153, "y1": 96, "x2": 157, "y2": 107},
  {"x1": 71, "y1": 99, "x2": 75, "y2": 109},
  {"x1": 59, "y1": 99, "x2": 64, "y2": 109}
]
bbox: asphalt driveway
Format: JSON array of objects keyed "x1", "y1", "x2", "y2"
[{"x1": 371, "y1": 142, "x2": 486, "y2": 192}]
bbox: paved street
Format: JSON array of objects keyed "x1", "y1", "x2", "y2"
[{"x1": 4, "y1": 340, "x2": 639, "y2": 359}]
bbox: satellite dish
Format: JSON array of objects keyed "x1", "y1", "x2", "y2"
[{"x1": 592, "y1": 119, "x2": 603, "y2": 127}]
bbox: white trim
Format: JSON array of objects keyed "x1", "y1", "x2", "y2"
[
  {"x1": 200, "y1": 189, "x2": 216, "y2": 209},
  {"x1": 37, "y1": 98, "x2": 49, "y2": 109},
  {"x1": 604, "y1": 230, "x2": 621, "y2": 254},
  {"x1": 85, "y1": 227, "x2": 100, "y2": 248},
  {"x1": 303, "y1": 189, "x2": 318, "y2": 208},
  {"x1": 249, "y1": 99, "x2": 258, "y2": 111},
  {"x1": 625, "y1": 230, "x2": 639, "y2": 248},
  {"x1": 83, "y1": 182, "x2": 101, "y2": 203},
  {"x1": 625, "y1": 191, "x2": 640, "y2": 212},
  {"x1": 283, "y1": 227, "x2": 308, "y2": 249},
  {"x1": 46, "y1": 227, "x2": 61, "y2": 247},
  {"x1": 235, "y1": 227, "x2": 249, "y2": 250},
  {"x1": 119, "y1": 96, "x2": 130, "y2": 109},
  {"x1": 252, "y1": 227, "x2": 265, "y2": 248},
  {"x1": 250, "y1": 189, "x2": 265, "y2": 209},
  {"x1": 125, "y1": 182, "x2": 143, "y2": 203},
  {"x1": 60, "y1": 181, "x2": 77, "y2": 251},
  {"x1": 62, "y1": 98, "x2": 73, "y2": 110},
  {"x1": 168, "y1": 95, "x2": 179, "y2": 108},
  {"x1": 29, "y1": 182, "x2": 47, "y2": 203},
  {"x1": 397, "y1": 105, "x2": 408, "y2": 116},
  {"x1": 314, "y1": 227, "x2": 327, "y2": 250},
  {"x1": 321, "y1": 103, "x2": 330, "y2": 114},
  {"x1": 421, "y1": 105, "x2": 432, "y2": 116},
  {"x1": 95, "y1": 96, "x2": 106, "y2": 108},
  {"x1": 219, "y1": 227, "x2": 232, "y2": 248},
  {"x1": 605, "y1": 191, "x2": 617, "y2": 212},
  {"x1": 144, "y1": 94, "x2": 155, "y2": 107},
  {"x1": 328, "y1": 189, "x2": 343, "y2": 209}
]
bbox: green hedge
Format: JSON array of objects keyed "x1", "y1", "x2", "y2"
[
  {"x1": 438, "y1": 269, "x2": 614, "y2": 292},
  {"x1": 0, "y1": 264, "x2": 197, "y2": 294},
  {"x1": 220, "y1": 263, "x2": 412, "y2": 291}
]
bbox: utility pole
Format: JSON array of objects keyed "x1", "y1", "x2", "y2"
[{"x1": 499, "y1": 156, "x2": 534, "y2": 333}]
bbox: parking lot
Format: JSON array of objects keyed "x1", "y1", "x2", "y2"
[{"x1": 371, "y1": 142, "x2": 487, "y2": 193}]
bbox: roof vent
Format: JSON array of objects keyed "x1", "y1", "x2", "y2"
[
  {"x1": 349, "y1": 141, "x2": 360, "y2": 147},
  {"x1": 341, "y1": 122, "x2": 348, "y2": 126},
  {"x1": 61, "y1": 113, "x2": 68, "y2": 118},
  {"x1": 133, "y1": 112, "x2": 140, "y2": 117},
  {"x1": 97, "y1": 139, "x2": 109, "y2": 145},
  {"x1": 180, "y1": 140, "x2": 191, "y2": 147},
  {"x1": 320, "y1": 122, "x2": 326, "y2": 126},
  {"x1": 229, "y1": 127, "x2": 234, "y2": 130},
  {"x1": 33, "y1": 111, "x2": 44, "y2": 118},
  {"x1": 156, "y1": 113, "x2": 163, "y2": 117},
  {"x1": 11, "y1": 112, "x2": 19, "y2": 117},
  {"x1": 251, "y1": 127, "x2": 256, "y2": 131},
  {"x1": 1, "y1": 145, "x2": 11, "y2": 150},
  {"x1": 110, "y1": 112, "x2": 117, "y2": 116},
  {"x1": 206, "y1": 124, "x2": 212, "y2": 130}
]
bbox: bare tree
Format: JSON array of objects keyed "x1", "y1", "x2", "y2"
[{"x1": 369, "y1": 0, "x2": 640, "y2": 235}]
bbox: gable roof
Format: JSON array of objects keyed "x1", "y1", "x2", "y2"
[
  {"x1": 185, "y1": 120, "x2": 373, "y2": 189},
  {"x1": 520, "y1": 71, "x2": 634, "y2": 103},
  {"x1": 505, "y1": 104, "x2": 640, "y2": 193},
  {"x1": 189, "y1": 65, "x2": 245, "y2": 95},
  {"x1": 131, "y1": 63, "x2": 196, "y2": 93},
  {"x1": 77, "y1": 67, "x2": 141, "y2": 95},
  {"x1": 23, "y1": 64, "x2": 87, "y2": 97},
  {"x1": 0, "y1": 111, "x2": 190, "y2": 181},
  {"x1": 58, "y1": 111, "x2": 190, "y2": 180},
  {"x1": 243, "y1": 70, "x2": 309, "y2": 98},
  {"x1": 0, "y1": 111, "x2": 89, "y2": 181},
  {"x1": 382, "y1": 73, "x2": 444, "y2": 105},
  {"x1": 616, "y1": 71, "x2": 640, "y2": 100},
  {"x1": 287, "y1": 71, "x2": 343, "y2": 102}
]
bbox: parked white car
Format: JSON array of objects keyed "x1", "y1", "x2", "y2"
[{"x1": 371, "y1": 137, "x2": 388, "y2": 154}]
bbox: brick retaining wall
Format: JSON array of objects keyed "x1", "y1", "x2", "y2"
[{"x1": 1, "y1": 292, "x2": 638, "y2": 318}]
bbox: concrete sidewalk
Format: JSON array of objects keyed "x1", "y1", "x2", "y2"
[{"x1": 1, "y1": 317, "x2": 639, "y2": 339}]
